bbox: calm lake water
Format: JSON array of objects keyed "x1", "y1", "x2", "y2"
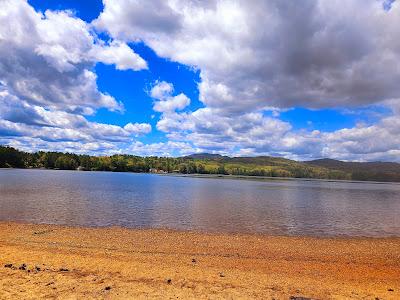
[{"x1": 1, "y1": 169, "x2": 400, "y2": 237}]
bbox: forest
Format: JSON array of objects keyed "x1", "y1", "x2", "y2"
[{"x1": 1, "y1": 145, "x2": 400, "y2": 182}]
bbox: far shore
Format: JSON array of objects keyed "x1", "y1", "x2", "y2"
[
  {"x1": 2, "y1": 167, "x2": 400, "y2": 185},
  {"x1": 0, "y1": 222, "x2": 399, "y2": 299}
]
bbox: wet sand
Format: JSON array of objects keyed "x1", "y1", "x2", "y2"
[{"x1": 0, "y1": 222, "x2": 399, "y2": 299}]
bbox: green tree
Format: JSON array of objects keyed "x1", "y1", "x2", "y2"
[
  {"x1": 55, "y1": 155, "x2": 78, "y2": 170},
  {"x1": 0, "y1": 146, "x2": 26, "y2": 168},
  {"x1": 197, "y1": 164, "x2": 205, "y2": 174},
  {"x1": 217, "y1": 164, "x2": 227, "y2": 175}
]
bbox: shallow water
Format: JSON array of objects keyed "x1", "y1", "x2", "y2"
[{"x1": 1, "y1": 169, "x2": 400, "y2": 237}]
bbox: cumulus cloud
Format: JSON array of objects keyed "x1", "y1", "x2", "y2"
[
  {"x1": 155, "y1": 107, "x2": 299, "y2": 156},
  {"x1": 150, "y1": 100, "x2": 400, "y2": 161},
  {"x1": 320, "y1": 115, "x2": 400, "y2": 161},
  {"x1": 0, "y1": 90, "x2": 152, "y2": 144},
  {"x1": 150, "y1": 81, "x2": 174, "y2": 99},
  {"x1": 2, "y1": 0, "x2": 400, "y2": 161},
  {"x1": 0, "y1": 136, "x2": 121, "y2": 156},
  {"x1": 93, "y1": 0, "x2": 400, "y2": 161},
  {"x1": 0, "y1": 0, "x2": 147, "y2": 113},
  {"x1": 129, "y1": 141, "x2": 196, "y2": 157},
  {"x1": 0, "y1": 0, "x2": 152, "y2": 153},
  {"x1": 124, "y1": 122, "x2": 152, "y2": 135},
  {"x1": 150, "y1": 81, "x2": 190, "y2": 113},
  {"x1": 96, "y1": 0, "x2": 400, "y2": 112},
  {"x1": 91, "y1": 40, "x2": 147, "y2": 71},
  {"x1": 94, "y1": 0, "x2": 183, "y2": 40}
]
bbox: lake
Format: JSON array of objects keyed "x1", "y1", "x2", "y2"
[{"x1": 1, "y1": 169, "x2": 400, "y2": 237}]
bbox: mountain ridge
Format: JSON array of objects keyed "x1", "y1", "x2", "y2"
[{"x1": 187, "y1": 153, "x2": 400, "y2": 167}]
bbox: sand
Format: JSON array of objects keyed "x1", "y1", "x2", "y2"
[{"x1": 0, "y1": 222, "x2": 399, "y2": 299}]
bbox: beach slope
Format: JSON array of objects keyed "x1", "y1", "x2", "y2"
[{"x1": 0, "y1": 223, "x2": 399, "y2": 299}]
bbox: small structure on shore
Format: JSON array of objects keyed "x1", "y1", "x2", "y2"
[{"x1": 149, "y1": 168, "x2": 167, "y2": 174}]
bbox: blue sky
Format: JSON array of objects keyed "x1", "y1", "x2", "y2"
[
  {"x1": 93, "y1": 43, "x2": 202, "y2": 145},
  {"x1": 27, "y1": 0, "x2": 372, "y2": 133},
  {"x1": 29, "y1": 0, "x2": 104, "y2": 22},
  {"x1": 1, "y1": 0, "x2": 399, "y2": 161},
  {"x1": 30, "y1": 0, "x2": 204, "y2": 146}
]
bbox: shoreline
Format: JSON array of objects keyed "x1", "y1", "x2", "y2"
[
  {"x1": 0, "y1": 222, "x2": 399, "y2": 299},
  {"x1": 3, "y1": 219, "x2": 400, "y2": 239},
  {"x1": 3, "y1": 167, "x2": 400, "y2": 185}
]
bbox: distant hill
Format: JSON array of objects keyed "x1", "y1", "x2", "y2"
[
  {"x1": 183, "y1": 153, "x2": 350, "y2": 180},
  {"x1": 306, "y1": 158, "x2": 400, "y2": 172},
  {"x1": 185, "y1": 153, "x2": 227, "y2": 160},
  {"x1": 305, "y1": 158, "x2": 400, "y2": 182},
  {"x1": 185, "y1": 153, "x2": 400, "y2": 182}
]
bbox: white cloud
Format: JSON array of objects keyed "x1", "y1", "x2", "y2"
[
  {"x1": 93, "y1": 0, "x2": 400, "y2": 161},
  {"x1": 150, "y1": 81, "x2": 190, "y2": 113},
  {"x1": 150, "y1": 81, "x2": 174, "y2": 100},
  {"x1": 320, "y1": 115, "x2": 400, "y2": 161},
  {"x1": 2, "y1": 0, "x2": 400, "y2": 161},
  {"x1": 129, "y1": 141, "x2": 195, "y2": 157},
  {"x1": 1, "y1": 136, "x2": 121, "y2": 155},
  {"x1": 151, "y1": 102, "x2": 400, "y2": 161},
  {"x1": 93, "y1": 0, "x2": 182, "y2": 41},
  {"x1": 124, "y1": 122, "x2": 152, "y2": 135},
  {"x1": 0, "y1": 0, "x2": 147, "y2": 113},
  {"x1": 0, "y1": 87, "x2": 151, "y2": 145},
  {"x1": 91, "y1": 40, "x2": 148, "y2": 71},
  {"x1": 0, "y1": 0, "x2": 152, "y2": 154},
  {"x1": 153, "y1": 94, "x2": 190, "y2": 113},
  {"x1": 96, "y1": 0, "x2": 400, "y2": 112}
]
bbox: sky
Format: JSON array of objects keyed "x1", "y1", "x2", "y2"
[{"x1": 0, "y1": 0, "x2": 400, "y2": 161}]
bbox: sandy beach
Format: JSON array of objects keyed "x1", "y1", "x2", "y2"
[{"x1": 0, "y1": 222, "x2": 399, "y2": 299}]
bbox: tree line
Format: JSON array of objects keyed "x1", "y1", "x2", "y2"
[
  {"x1": 1, "y1": 145, "x2": 184, "y2": 172},
  {"x1": 0, "y1": 145, "x2": 354, "y2": 180}
]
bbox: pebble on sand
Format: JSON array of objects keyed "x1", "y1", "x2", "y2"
[{"x1": 59, "y1": 268, "x2": 69, "y2": 272}]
